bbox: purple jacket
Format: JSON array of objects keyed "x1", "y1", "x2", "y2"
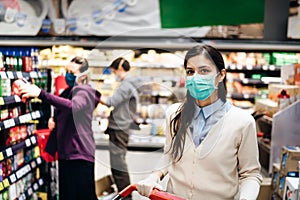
[{"x1": 39, "y1": 84, "x2": 101, "y2": 163}]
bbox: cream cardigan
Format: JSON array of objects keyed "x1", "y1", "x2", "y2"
[{"x1": 159, "y1": 103, "x2": 263, "y2": 200}]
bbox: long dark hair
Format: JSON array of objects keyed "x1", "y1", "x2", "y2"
[{"x1": 167, "y1": 44, "x2": 227, "y2": 162}]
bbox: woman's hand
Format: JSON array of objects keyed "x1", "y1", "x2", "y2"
[
  {"x1": 136, "y1": 173, "x2": 162, "y2": 197},
  {"x1": 19, "y1": 83, "x2": 41, "y2": 98},
  {"x1": 48, "y1": 117, "x2": 56, "y2": 131}
]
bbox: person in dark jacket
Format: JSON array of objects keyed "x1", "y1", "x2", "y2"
[{"x1": 20, "y1": 56, "x2": 101, "y2": 200}]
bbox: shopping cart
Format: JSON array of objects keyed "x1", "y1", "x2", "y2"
[{"x1": 112, "y1": 184, "x2": 185, "y2": 200}]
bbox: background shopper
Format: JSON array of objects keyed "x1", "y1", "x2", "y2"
[
  {"x1": 136, "y1": 45, "x2": 263, "y2": 200},
  {"x1": 20, "y1": 56, "x2": 101, "y2": 200},
  {"x1": 100, "y1": 57, "x2": 143, "y2": 199}
]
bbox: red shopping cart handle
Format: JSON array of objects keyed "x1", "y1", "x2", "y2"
[{"x1": 112, "y1": 184, "x2": 185, "y2": 200}]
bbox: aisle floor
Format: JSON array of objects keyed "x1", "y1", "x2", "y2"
[{"x1": 94, "y1": 149, "x2": 168, "y2": 200}]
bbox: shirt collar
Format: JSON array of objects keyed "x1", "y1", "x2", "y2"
[{"x1": 194, "y1": 99, "x2": 224, "y2": 120}]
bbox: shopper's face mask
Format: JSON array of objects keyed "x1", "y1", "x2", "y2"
[
  {"x1": 185, "y1": 73, "x2": 218, "y2": 100},
  {"x1": 65, "y1": 72, "x2": 76, "y2": 87}
]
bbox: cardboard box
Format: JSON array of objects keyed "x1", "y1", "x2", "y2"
[
  {"x1": 278, "y1": 172, "x2": 286, "y2": 198},
  {"x1": 258, "y1": 178, "x2": 272, "y2": 200},
  {"x1": 95, "y1": 175, "x2": 115, "y2": 197},
  {"x1": 280, "y1": 146, "x2": 300, "y2": 175},
  {"x1": 255, "y1": 98, "x2": 278, "y2": 117},
  {"x1": 268, "y1": 84, "x2": 300, "y2": 103},
  {"x1": 272, "y1": 163, "x2": 281, "y2": 190},
  {"x1": 283, "y1": 177, "x2": 299, "y2": 200}
]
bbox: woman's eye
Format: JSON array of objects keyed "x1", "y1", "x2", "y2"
[{"x1": 186, "y1": 69, "x2": 195, "y2": 75}]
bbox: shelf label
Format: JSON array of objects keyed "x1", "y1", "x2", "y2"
[
  {"x1": 9, "y1": 174, "x2": 17, "y2": 183},
  {"x1": 242, "y1": 79, "x2": 249, "y2": 84},
  {"x1": 0, "y1": 182, "x2": 4, "y2": 191},
  {"x1": 0, "y1": 152, "x2": 4, "y2": 161},
  {"x1": 16, "y1": 170, "x2": 22, "y2": 179},
  {"x1": 38, "y1": 179, "x2": 44, "y2": 186},
  {"x1": 3, "y1": 179, "x2": 9, "y2": 188},
  {"x1": 31, "y1": 160, "x2": 37, "y2": 169},
  {"x1": 30, "y1": 136, "x2": 37, "y2": 145},
  {"x1": 19, "y1": 115, "x2": 26, "y2": 124},
  {"x1": 4, "y1": 118, "x2": 15, "y2": 129},
  {"x1": 0, "y1": 97, "x2": 4, "y2": 106},
  {"x1": 16, "y1": 71, "x2": 23, "y2": 79},
  {"x1": 236, "y1": 64, "x2": 243, "y2": 70},
  {"x1": 243, "y1": 94, "x2": 250, "y2": 99},
  {"x1": 35, "y1": 111, "x2": 41, "y2": 118},
  {"x1": 25, "y1": 139, "x2": 31, "y2": 147},
  {"x1": 33, "y1": 183, "x2": 38, "y2": 190},
  {"x1": 29, "y1": 71, "x2": 38, "y2": 78},
  {"x1": 6, "y1": 147, "x2": 13, "y2": 157},
  {"x1": 37, "y1": 157, "x2": 42, "y2": 165},
  {"x1": 27, "y1": 187, "x2": 33, "y2": 195},
  {"x1": 0, "y1": 71, "x2": 7, "y2": 79},
  {"x1": 14, "y1": 95, "x2": 21, "y2": 102},
  {"x1": 6, "y1": 71, "x2": 14, "y2": 79},
  {"x1": 18, "y1": 193, "x2": 26, "y2": 200},
  {"x1": 31, "y1": 112, "x2": 37, "y2": 119},
  {"x1": 246, "y1": 65, "x2": 253, "y2": 70}
]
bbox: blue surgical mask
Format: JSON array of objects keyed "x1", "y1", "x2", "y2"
[
  {"x1": 65, "y1": 72, "x2": 76, "y2": 87},
  {"x1": 185, "y1": 73, "x2": 218, "y2": 100}
]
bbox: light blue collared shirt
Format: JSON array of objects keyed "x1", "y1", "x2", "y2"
[{"x1": 190, "y1": 99, "x2": 232, "y2": 147}]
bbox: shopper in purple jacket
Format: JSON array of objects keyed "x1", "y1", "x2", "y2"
[{"x1": 20, "y1": 56, "x2": 101, "y2": 200}]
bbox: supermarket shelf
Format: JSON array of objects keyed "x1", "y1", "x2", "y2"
[
  {"x1": 94, "y1": 134, "x2": 165, "y2": 152},
  {"x1": 0, "y1": 36, "x2": 300, "y2": 51}
]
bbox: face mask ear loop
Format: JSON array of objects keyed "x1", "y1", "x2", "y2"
[
  {"x1": 75, "y1": 69, "x2": 89, "y2": 84},
  {"x1": 214, "y1": 72, "x2": 221, "y2": 89}
]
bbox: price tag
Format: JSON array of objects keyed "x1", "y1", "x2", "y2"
[
  {"x1": 37, "y1": 157, "x2": 42, "y2": 165},
  {"x1": 6, "y1": 147, "x2": 13, "y2": 157},
  {"x1": 25, "y1": 165, "x2": 31, "y2": 173},
  {"x1": 30, "y1": 136, "x2": 37, "y2": 145},
  {"x1": 25, "y1": 139, "x2": 31, "y2": 147},
  {"x1": 0, "y1": 152, "x2": 4, "y2": 161},
  {"x1": 33, "y1": 183, "x2": 38, "y2": 190},
  {"x1": 37, "y1": 72, "x2": 42, "y2": 78},
  {"x1": 262, "y1": 65, "x2": 268, "y2": 70},
  {"x1": 229, "y1": 64, "x2": 236, "y2": 70},
  {"x1": 38, "y1": 179, "x2": 44, "y2": 186},
  {"x1": 3, "y1": 179, "x2": 9, "y2": 188},
  {"x1": 0, "y1": 97, "x2": 4, "y2": 105},
  {"x1": 9, "y1": 174, "x2": 17, "y2": 183},
  {"x1": 236, "y1": 64, "x2": 243, "y2": 70},
  {"x1": 243, "y1": 94, "x2": 250, "y2": 99},
  {"x1": 23, "y1": 113, "x2": 32, "y2": 122},
  {"x1": 18, "y1": 194, "x2": 26, "y2": 200},
  {"x1": 27, "y1": 187, "x2": 33, "y2": 195},
  {"x1": 14, "y1": 95, "x2": 21, "y2": 102},
  {"x1": 0, "y1": 182, "x2": 4, "y2": 191},
  {"x1": 31, "y1": 112, "x2": 37, "y2": 119},
  {"x1": 242, "y1": 79, "x2": 249, "y2": 84},
  {"x1": 31, "y1": 160, "x2": 37, "y2": 169},
  {"x1": 35, "y1": 111, "x2": 41, "y2": 118},
  {"x1": 29, "y1": 71, "x2": 38, "y2": 78},
  {"x1": 6, "y1": 71, "x2": 14, "y2": 79},
  {"x1": 0, "y1": 71, "x2": 7, "y2": 79},
  {"x1": 16, "y1": 170, "x2": 22, "y2": 179},
  {"x1": 19, "y1": 115, "x2": 26, "y2": 124},
  {"x1": 4, "y1": 119, "x2": 15, "y2": 129},
  {"x1": 246, "y1": 65, "x2": 253, "y2": 70},
  {"x1": 269, "y1": 65, "x2": 276, "y2": 71},
  {"x1": 16, "y1": 71, "x2": 23, "y2": 79}
]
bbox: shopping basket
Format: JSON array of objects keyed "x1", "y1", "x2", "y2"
[{"x1": 112, "y1": 184, "x2": 185, "y2": 200}]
